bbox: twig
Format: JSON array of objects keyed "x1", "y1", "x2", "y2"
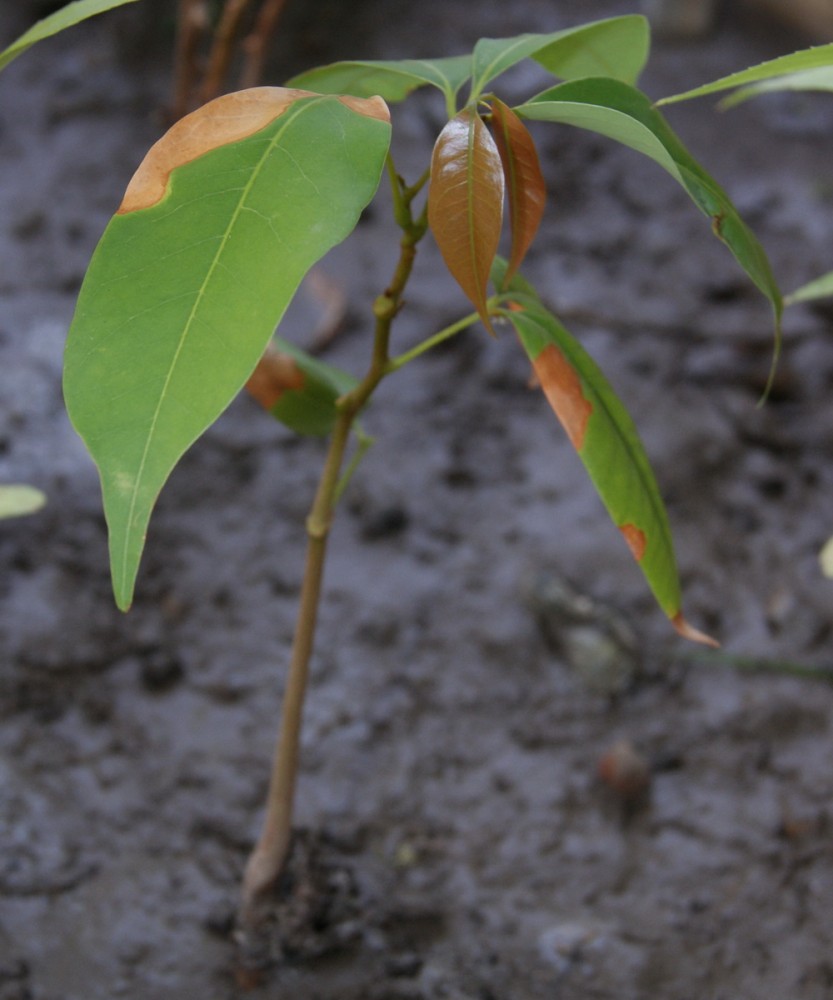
[
  {"x1": 240, "y1": 0, "x2": 289, "y2": 89},
  {"x1": 172, "y1": 0, "x2": 209, "y2": 120},
  {"x1": 200, "y1": 0, "x2": 256, "y2": 105}
]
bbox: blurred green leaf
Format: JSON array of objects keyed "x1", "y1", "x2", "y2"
[
  {"x1": 0, "y1": 0, "x2": 140, "y2": 73},
  {"x1": 786, "y1": 269, "x2": 833, "y2": 305},
  {"x1": 246, "y1": 336, "x2": 357, "y2": 437},
  {"x1": 470, "y1": 16, "x2": 650, "y2": 98},
  {"x1": 0, "y1": 485, "x2": 46, "y2": 519},
  {"x1": 719, "y1": 65, "x2": 833, "y2": 108},
  {"x1": 656, "y1": 43, "x2": 833, "y2": 107},
  {"x1": 287, "y1": 55, "x2": 472, "y2": 106}
]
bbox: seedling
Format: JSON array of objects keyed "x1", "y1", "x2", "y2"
[{"x1": 60, "y1": 15, "x2": 786, "y2": 929}]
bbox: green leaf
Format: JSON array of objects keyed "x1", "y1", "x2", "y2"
[
  {"x1": 0, "y1": 0, "x2": 140, "y2": 73},
  {"x1": 496, "y1": 284, "x2": 715, "y2": 645},
  {"x1": 786, "y1": 269, "x2": 833, "y2": 305},
  {"x1": 246, "y1": 336, "x2": 357, "y2": 437},
  {"x1": 0, "y1": 485, "x2": 46, "y2": 519},
  {"x1": 428, "y1": 108, "x2": 504, "y2": 334},
  {"x1": 64, "y1": 88, "x2": 391, "y2": 610},
  {"x1": 656, "y1": 43, "x2": 833, "y2": 107},
  {"x1": 286, "y1": 55, "x2": 472, "y2": 107},
  {"x1": 470, "y1": 16, "x2": 650, "y2": 99},
  {"x1": 516, "y1": 78, "x2": 783, "y2": 359},
  {"x1": 719, "y1": 65, "x2": 833, "y2": 108}
]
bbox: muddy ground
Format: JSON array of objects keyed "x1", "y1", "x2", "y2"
[{"x1": 1, "y1": 1, "x2": 833, "y2": 998}]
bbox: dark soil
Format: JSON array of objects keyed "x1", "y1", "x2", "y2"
[{"x1": 2, "y1": 2, "x2": 833, "y2": 998}]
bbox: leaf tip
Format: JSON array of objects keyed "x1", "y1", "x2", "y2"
[
  {"x1": 338, "y1": 93, "x2": 391, "y2": 124},
  {"x1": 672, "y1": 612, "x2": 719, "y2": 648}
]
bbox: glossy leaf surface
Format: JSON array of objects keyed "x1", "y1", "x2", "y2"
[
  {"x1": 517, "y1": 78, "x2": 783, "y2": 325},
  {"x1": 287, "y1": 56, "x2": 472, "y2": 106},
  {"x1": 0, "y1": 485, "x2": 46, "y2": 519},
  {"x1": 488, "y1": 98, "x2": 546, "y2": 283},
  {"x1": 428, "y1": 109, "x2": 504, "y2": 333},
  {"x1": 470, "y1": 16, "x2": 649, "y2": 98},
  {"x1": 787, "y1": 270, "x2": 833, "y2": 305},
  {"x1": 64, "y1": 88, "x2": 391, "y2": 610},
  {"x1": 657, "y1": 43, "x2": 833, "y2": 106},
  {"x1": 246, "y1": 336, "x2": 357, "y2": 437},
  {"x1": 497, "y1": 283, "x2": 715, "y2": 645},
  {"x1": 0, "y1": 0, "x2": 139, "y2": 72}
]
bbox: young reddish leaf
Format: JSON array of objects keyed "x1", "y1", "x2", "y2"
[
  {"x1": 428, "y1": 108, "x2": 504, "y2": 334},
  {"x1": 488, "y1": 97, "x2": 546, "y2": 284},
  {"x1": 499, "y1": 284, "x2": 717, "y2": 647}
]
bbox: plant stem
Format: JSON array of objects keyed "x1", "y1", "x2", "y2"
[{"x1": 239, "y1": 162, "x2": 428, "y2": 927}]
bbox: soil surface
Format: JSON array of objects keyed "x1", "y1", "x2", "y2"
[{"x1": 2, "y1": 2, "x2": 833, "y2": 998}]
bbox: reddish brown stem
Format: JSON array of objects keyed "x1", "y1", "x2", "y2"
[
  {"x1": 172, "y1": 0, "x2": 209, "y2": 120},
  {"x1": 239, "y1": 0, "x2": 289, "y2": 89},
  {"x1": 200, "y1": 0, "x2": 256, "y2": 105}
]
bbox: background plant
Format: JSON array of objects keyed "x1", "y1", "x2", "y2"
[
  {"x1": 60, "y1": 13, "x2": 786, "y2": 929},
  {"x1": 0, "y1": 0, "x2": 140, "y2": 519},
  {"x1": 659, "y1": 43, "x2": 833, "y2": 573}
]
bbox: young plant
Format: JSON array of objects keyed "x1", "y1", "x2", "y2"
[{"x1": 62, "y1": 15, "x2": 783, "y2": 928}]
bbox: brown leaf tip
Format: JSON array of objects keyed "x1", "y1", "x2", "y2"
[
  {"x1": 619, "y1": 523, "x2": 647, "y2": 562},
  {"x1": 245, "y1": 350, "x2": 305, "y2": 410},
  {"x1": 532, "y1": 343, "x2": 593, "y2": 451},
  {"x1": 672, "y1": 612, "x2": 719, "y2": 648}
]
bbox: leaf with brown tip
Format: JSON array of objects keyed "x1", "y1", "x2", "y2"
[
  {"x1": 488, "y1": 98, "x2": 546, "y2": 284},
  {"x1": 428, "y1": 109, "x2": 504, "y2": 333}
]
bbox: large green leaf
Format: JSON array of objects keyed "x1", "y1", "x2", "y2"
[
  {"x1": 64, "y1": 88, "x2": 391, "y2": 610},
  {"x1": 656, "y1": 43, "x2": 833, "y2": 107},
  {"x1": 496, "y1": 277, "x2": 714, "y2": 644},
  {"x1": 469, "y1": 16, "x2": 650, "y2": 99},
  {"x1": 287, "y1": 56, "x2": 472, "y2": 107},
  {"x1": 517, "y1": 78, "x2": 783, "y2": 337},
  {"x1": 0, "y1": 0, "x2": 140, "y2": 73}
]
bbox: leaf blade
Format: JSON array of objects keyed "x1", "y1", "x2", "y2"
[
  {"x1": 786, "y1": 269, "x2": 833, "y2": 305},
  {"x1": 286, "y1": 55, "x2": 472, "y2": 106},
  {"x1": 0, "y1": 0, "x2": 140, "y2": 73},
  {"x1": 246, "y1": 336, "x2": 357, "y2": 437},
  {"x1": 470, "y1": 16, "x2": 650, "y2": 98},
  {"x1": 656, "y1": 43, "x2": 833, "y2": 106},
  {"x1": 488, "y1": 97, "x2": 546, "y2": 283},
  {"x1": 499, "y1": 290, "x2": 714, "y2": 644},
  {"x1": 0, "y1": 485, "x2": 46, "y2": 519},
  {"x1": 428, "y1": 108, "x2": 504, "y2": 333},
  {"x1": 64, "y1": 88, "x2": 391, "y2": 609},
  {"x1": 517, "y1": 78, "x2": 783, "y2": 332}
]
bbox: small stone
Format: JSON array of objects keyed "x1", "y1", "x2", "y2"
[{"x1": 597, "y1": 739, "x2": 651, "y2": 802}]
